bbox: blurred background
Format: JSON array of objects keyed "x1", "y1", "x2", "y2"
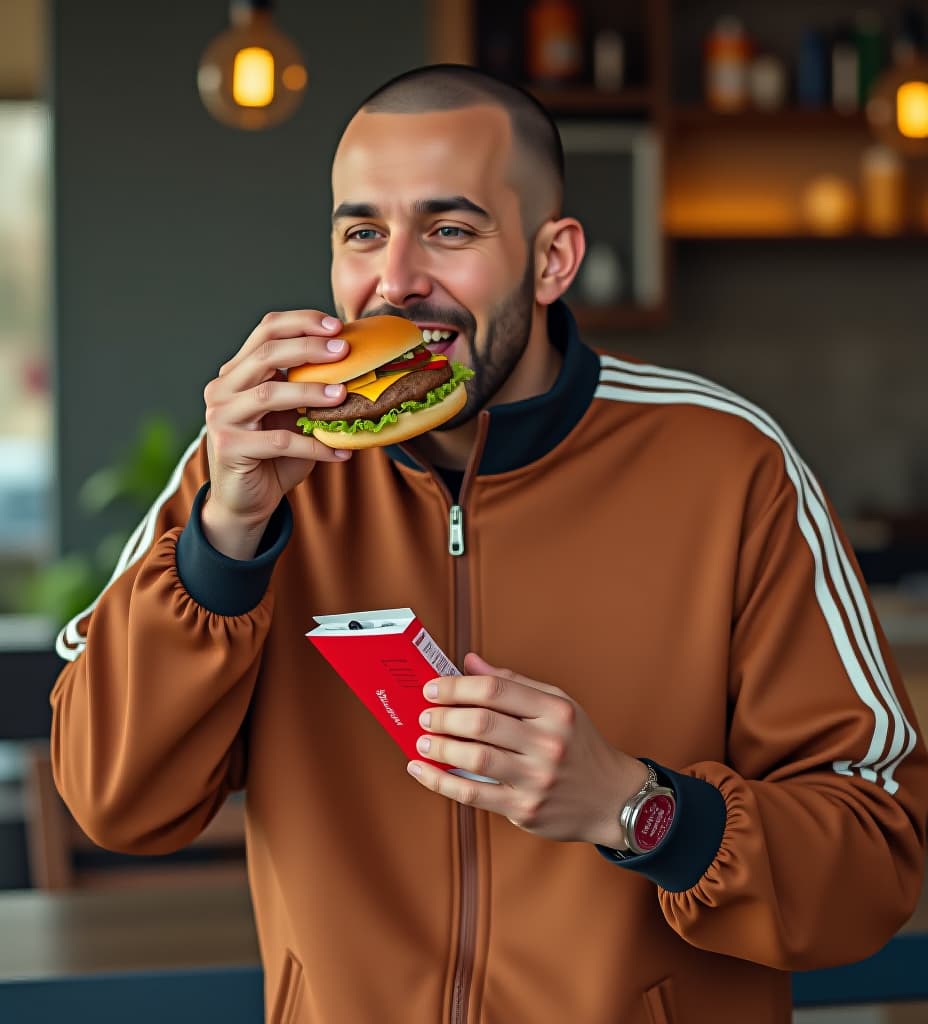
[{"x1": 0, "y1": 1, "x2": 926, "y2": 1021}]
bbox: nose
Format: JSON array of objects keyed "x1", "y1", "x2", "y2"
[{"x1": 376, "y1": 232, "x2": 432, "y2": 308}]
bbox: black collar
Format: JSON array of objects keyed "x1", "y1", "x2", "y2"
[{"x1": 386, "y1": 300, "x2": 600, "y2": 477}]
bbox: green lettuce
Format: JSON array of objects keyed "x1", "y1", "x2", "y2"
[{"x1": 297, "y1": 362, "x2": 474, "y2": 436}]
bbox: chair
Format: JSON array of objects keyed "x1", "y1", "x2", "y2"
[{"x1": 21, "y1": 742, "x2": 246, "y2": 890}]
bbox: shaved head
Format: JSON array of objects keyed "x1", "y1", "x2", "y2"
[{"x1": 353, "y1": 64, "x2": 564, "y2": 236}]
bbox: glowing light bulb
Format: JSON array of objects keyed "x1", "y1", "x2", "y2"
[
  {"x1": 233, "y1": 48, "x2": 275, "y2": 107},
  {"x1": 897, "y1": 81, "x2": 928, "y2": 139},
  {"x1": 198, "y1": 0, "x2": 307, "y2": 130}
]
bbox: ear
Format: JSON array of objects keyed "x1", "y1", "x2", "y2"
[{"x1": 533, "y1": 217, "x2": 586, "y2": 306}]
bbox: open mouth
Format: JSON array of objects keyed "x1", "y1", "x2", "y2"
[{"x1": 419, "y1": 328, "x2": 459, "y2": 355}]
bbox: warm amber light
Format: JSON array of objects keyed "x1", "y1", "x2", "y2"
[
  {"x1": 281, "y1": 64, "x2": 307, "y2": 92},
  {"x1": 233, "y1": 47, "x2": 275, "y2": 108},
  {"x1": 897, "y1": 81, "x2": 928, "y2": 139}
]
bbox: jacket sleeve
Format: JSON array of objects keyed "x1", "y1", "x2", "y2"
[
  {"x1": 609, "y1": 442, "x2": 928, "y2": 971},
  {"x1": 50, "y1": 430, "x2": 292, "y2": 854}
]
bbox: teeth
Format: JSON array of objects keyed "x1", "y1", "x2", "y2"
[{"x1": 421, "y1": 329, "x2": 454, "y2": 343}]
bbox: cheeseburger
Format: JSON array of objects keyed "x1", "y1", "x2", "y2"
[{"x1": 289, "y1": 315, "x2": 474, "y2": 449}]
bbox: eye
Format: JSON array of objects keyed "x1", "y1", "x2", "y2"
[
  {"x1": 346, "y1": 227, "x2": 381, "y2": 242},
  {"x1": 435, "y1": 225, "x2": 472, "y2": 240}
]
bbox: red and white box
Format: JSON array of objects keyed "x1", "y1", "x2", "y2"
[{"x1": 307, "y1": 608, "x2": 495, "y2": 782}]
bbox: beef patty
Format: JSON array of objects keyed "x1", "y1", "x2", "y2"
[{"x1": 307, "y1": 362, "x2": 453, "y2": 423}]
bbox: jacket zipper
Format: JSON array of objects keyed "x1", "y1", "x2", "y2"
[
  {"x1": 448, "y1": 411, "x2": 490, "y2": 1024},
  {"x1": 407, "y1": 414, "x2": 490, "y2": 1024}
]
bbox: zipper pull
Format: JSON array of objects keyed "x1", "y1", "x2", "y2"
[{"x1": 448, "y1": 504, "x2": 465, "y2": 557}]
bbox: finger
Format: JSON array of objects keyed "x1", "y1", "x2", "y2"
[
  {"x1": 463, "y1": 652, "x2": 564, "y2": 697},
  {"x1": 221, "y1": 310, "x2": 344, "y2": 378},
  {"x1": 419, "y1": 705, "x2": 533, "y2": 755},
  {"x1": 220, "y1": 334, "x2": 350, "y2": 394},
  {"x1": 414, "y1": 733, "x2": 525, "y2": 785},
  {"x1": 218, "y1": 378, "x2": 348, "y2": 426},
  {"x1": 425, "y1": 671, "x2": 564, "y2": 721},
  {"x1": 407, "y1": 761, "x2": 513, "y2": 814},
  {"x1": 209, "y1": 424, "x2": 352, "y2": 464}
]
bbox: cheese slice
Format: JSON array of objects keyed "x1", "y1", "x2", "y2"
[
  {"x1": 347, "y1": 370, "x2": 399, "y2": 402},
  {"x1": 345, "y1": 356, "x2": 448, "y2": 403}
]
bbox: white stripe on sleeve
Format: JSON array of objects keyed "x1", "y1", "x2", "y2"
[
  {"x1": 56, "y1": 427, "x2": 207, "y2": 663},
  {"x1": 596, "y1": 355, "x2": 915, "y2": 795}
]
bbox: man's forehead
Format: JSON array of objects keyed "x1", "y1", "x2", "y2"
[{"x1": 333, "y1": 104, "x2": 514, "y2": 185}]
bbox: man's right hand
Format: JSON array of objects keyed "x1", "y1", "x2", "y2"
[{"x1": 201, "y1": 310, "x2": 352, "y2": 559}]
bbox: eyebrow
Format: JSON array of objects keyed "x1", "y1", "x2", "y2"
[{"x1": 332, "y1": 196, "x2": 491, "y2": 223}]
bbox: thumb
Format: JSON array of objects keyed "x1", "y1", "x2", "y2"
[
  {"x1": 463, "y1": 651, "x2": 509, "y2": 677},
  {"x1": 462, "y1": 652, "x2": 562, "y2": 696}
]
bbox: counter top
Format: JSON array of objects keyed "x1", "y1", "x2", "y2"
[{"x1": 0, "y1": 884, "x2": 259, "y2": 981}]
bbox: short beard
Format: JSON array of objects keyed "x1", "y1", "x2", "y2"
[
  {"x1": 437, "y1": 260, "x2": 536, "y2": 431},
  {"x1": 337, "y1": 259, "x2": 537, "y2": 431}
]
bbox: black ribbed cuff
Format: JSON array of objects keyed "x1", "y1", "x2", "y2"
[
  {"x1": 595, "y1": 761, "x2": 726, "y2": 893},
  {"x1": 175, "y1": 483, "x2": 293, "y2": 616}
]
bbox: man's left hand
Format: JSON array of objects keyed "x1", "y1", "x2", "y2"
[{"x1": 406, "y1": 652, "x2": 648, "y2": 847}]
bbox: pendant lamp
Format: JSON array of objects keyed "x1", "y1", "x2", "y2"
[{"x1": 198, "y1": 0, "x2": 307, "y2": 130}]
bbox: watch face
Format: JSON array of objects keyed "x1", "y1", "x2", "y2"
[{"x1": 632, "y1": 792, "x2": 674, "y2": 853}]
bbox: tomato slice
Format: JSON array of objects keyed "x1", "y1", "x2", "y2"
[{"x1": 378, "y1": 350, "x2": 447, "y2": 374}]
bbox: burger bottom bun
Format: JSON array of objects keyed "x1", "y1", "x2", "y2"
[{"x1": 312, "y1": 381, "x2": 468, "y2": 451}]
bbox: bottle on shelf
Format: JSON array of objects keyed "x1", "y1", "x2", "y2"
[
  {"x1": 525, "y1": 0, "x2": 584, "y2": 86},
  {"x1": 593, "y1": 28, "x2": 625, "y2": 92},
  {"x1": 831, "y1": 24, "x2": 860, "y2": 114},
  {"x1": 704, "y1": 17, "x2": 753, "y2": 112},
  {"x1": 797, "y1": 28, "x2": 829, "y2": 109},
  {"x1": 856, "y1": 11, "x2": 886, "y2": 107}
]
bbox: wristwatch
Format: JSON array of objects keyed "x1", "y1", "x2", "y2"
[{"x1": 613, "y1": 762, "x2": 676, "y2": 857}]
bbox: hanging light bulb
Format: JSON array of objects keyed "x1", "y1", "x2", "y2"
[
  {"x1": 866, "y1": 58, "x2": 928, "y2": 157},
  {"x1": 198, "y1": 0, "x2": 308, "y2": 130}
]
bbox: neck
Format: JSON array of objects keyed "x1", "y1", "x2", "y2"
[{"x1": 409, "y1": 304, "x2": 562, "y2": 471}]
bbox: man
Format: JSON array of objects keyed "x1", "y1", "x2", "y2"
[{"x1": 52, "y1": 65, "x2": 927, "y2": 1023}]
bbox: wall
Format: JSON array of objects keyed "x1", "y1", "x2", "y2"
[{"x1": 52, "y1": 0, "x2": 426, "y2": 553}]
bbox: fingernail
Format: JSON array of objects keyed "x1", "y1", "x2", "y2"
[
  {"x1": 420, "y1": 711, "x2": 431, "y2": 728},
  {"x1": 425, "y1": 683, "x2": 439, "y2": 700},
  {"x1": 326, "y1": 338, "x2": 346, "y2": 353},
  {"x1": 407, "y1": 763, "x2": 422, "y2": 777},
  {"x1": 321, "y1": 316, "x2": 340, "y2": 330},
  {"x1": 417, "y1": 736, "x2": 431, "y2": 754},
  {"x1": 324, "y1": 384, "x2": 343, "y2": 397},
  {"x1": 334, "y1": 449, "x2": 352, "y2": 459}
]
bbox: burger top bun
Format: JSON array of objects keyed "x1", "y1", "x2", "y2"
[{"x1": 287, "y1": 315, "x2": 423, "y2": 387}]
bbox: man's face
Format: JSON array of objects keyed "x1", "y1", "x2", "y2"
[{"x1": 331, "y1": 105, "x2": 537, "y2": 426}]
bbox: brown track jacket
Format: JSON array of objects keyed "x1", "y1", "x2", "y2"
[{"x1": 51, "y1": 302, "x2": 927, "y2": 1023}]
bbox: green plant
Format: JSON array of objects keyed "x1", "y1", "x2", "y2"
[{"x1": 20, "y1": 415, "x2": 192, "y2": 627}]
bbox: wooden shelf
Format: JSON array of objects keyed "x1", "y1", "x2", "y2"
[
  {"x1": 671, "y1": 107, "x2": 869, "y2": 133},
  {"x1": 572, "y1": 303, "x2": 668, "y2": 332},
  {"x1": 670, "y1": 231, "x2": 928, "y2": 242},
  {"x1": 527, "y1": 85, "x2": 655, "y2": 115}
]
